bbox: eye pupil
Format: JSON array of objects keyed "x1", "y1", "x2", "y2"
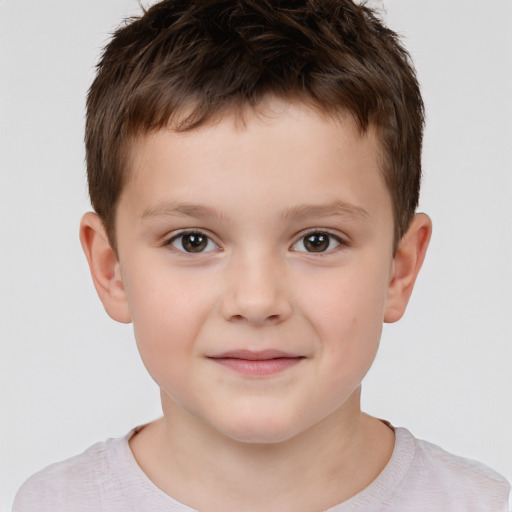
[
  {"x1": 304, "y1": 233, "x2": 330, "y2": 252},
  {"x1": 182, "y1": 233, "x2": 208, "y2": 252}
]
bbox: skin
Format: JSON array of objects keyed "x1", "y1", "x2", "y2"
[{"x1": 80, "y1": 99, "x2": 431, "y2": 511}]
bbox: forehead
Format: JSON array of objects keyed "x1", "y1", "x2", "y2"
[{"x1": 120, "y1": 100, "x2": 391, "y2": 224}]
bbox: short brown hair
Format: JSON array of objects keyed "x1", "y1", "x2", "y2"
[{"x1": 86, "y1": 0, "x2": 424, "y2": 249}]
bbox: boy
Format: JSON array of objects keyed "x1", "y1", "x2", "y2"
[{"x1": 13, "y1": 0, "x2": 510, "y2": 510}]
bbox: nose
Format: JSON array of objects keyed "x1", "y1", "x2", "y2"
[{"x1": 220, "y1": 251, "x2": 293, "y2": 325}]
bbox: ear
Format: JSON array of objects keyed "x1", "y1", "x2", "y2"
[
  {"x1": 79, "y1": 212, "x2": 132, "y2": 323},
  {"x1": 384, "y1": 213, "x2": 432, "y2": 323}
]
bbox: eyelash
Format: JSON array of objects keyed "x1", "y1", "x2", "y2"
[
  {"x1": 291, "y1": 230, "x2": 345, "y2": 254},
  {"x1": 167, "y1": 231, "x2": 220, "y2": 254},
  {"x1": 166, "y1": 229, "x2": 345, "y2": 255}
]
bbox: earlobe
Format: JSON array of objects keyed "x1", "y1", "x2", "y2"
[
  {"x1": 79, "y1": 212, "x2": 132, "y2": 324},
  {"x1": 384, "y1": 213, "x2": 432, "y2": 323}
]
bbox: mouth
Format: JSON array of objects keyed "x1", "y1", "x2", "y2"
[{"x1": 208, "y1": 350, "x2": 305, "y2": 376}]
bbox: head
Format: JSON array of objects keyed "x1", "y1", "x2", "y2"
[
  {"x1": 80, "y1": 0, "x2": 431, "y2": 444},
  {"x1": 86, "y1": 0, "x2": 425, "y2": 252}
]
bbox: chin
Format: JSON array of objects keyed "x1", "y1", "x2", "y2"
[
  {"x1": 215, "y1": 413, "x2": 306, "y2": 446},
  {"x1": 226, "y1": 429, "x2": 298, "y2": 446}
]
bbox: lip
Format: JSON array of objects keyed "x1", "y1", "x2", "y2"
[{"x1": 208, "y1": 350, "x2": 305, "y2": 376}]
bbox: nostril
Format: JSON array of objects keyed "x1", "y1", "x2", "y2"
[
  {"x1": 228, "y1": 313, "x2": 281, "y2": 323},
  {"x1": 221, "y1": 286, "x2": 293, "y2": 324}
]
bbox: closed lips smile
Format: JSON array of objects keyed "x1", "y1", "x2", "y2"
[{"x1": 208, "y1": 350, "x2": 305, "y2": 376}]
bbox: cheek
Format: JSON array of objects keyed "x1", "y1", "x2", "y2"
[
  {"x1": 298, "y1": 264, "x2": 388, "y2": 334},
  {"x1": 122, "y1": 265, "x2": 215, "y2": 374},
  {"x1": 295, "y1": 261, "x2": 389, "y2": 373}
]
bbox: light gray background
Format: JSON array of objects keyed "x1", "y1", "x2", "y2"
[{"x1": 1, "y1": 0, "x2": 511, "y2": 510}]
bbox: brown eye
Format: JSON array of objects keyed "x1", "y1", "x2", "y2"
[
  {"x1": 170, "y1": 232, "x2": 217, "y2": 253},
  {"x1": 293, "y1": 232, "x2": 341, "y2": 253},
  {"x1": 304, "y1": 233, "x2": 329, "y2": 252}
]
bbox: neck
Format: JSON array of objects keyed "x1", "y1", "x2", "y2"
[{"x1": 130, "y1": 389, "x2": 394, "y2": 512}]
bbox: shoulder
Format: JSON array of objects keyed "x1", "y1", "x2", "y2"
[
  {"x1": 396, "y1": 428, "x2": 511, "y2": 511},
  {"x1": 12, "y1": 435, "x2": 122, "y2": 512},
  {"x1": 12, "y1": 427, "x2": 191, "y2": 512}
]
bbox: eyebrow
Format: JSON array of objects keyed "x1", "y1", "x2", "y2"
[
  {"x1": 141, "y1": 199, "x2": 371, "y2": 223},
  {"x1": 280, "y1": 200, "x2": 372, "y2": 223},
  {"x1": 141, "y1": 202, "x2": 224, "y2": 221}
]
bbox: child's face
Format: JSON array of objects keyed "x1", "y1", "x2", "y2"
[{"x1": 111, "y1": 100, "x2": 401, "y2": 443}]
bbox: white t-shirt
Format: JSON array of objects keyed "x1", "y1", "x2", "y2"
[{"x1": 13, "y1": 426, "x2": 511, "y2": 511}]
